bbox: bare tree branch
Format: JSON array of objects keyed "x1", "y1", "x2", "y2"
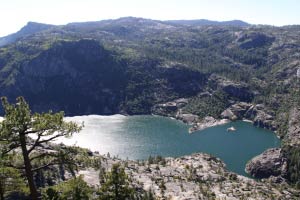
[
  {"x1": 27, "y1": 133, "x2": 42, "y2": 155},
  {"x1": 29, "y1": 152, "x2": 55, "y2": 162},
  {"x1": 36, "y1": 132, "x2": 68, "y2": 145},
  {"x1": 31, "y1": 162, "x2": 56, "y2": 172}
]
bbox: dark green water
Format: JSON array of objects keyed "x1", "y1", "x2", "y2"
[{"x1": 62, "y1": 115, "x2": 280, "y2": 176}]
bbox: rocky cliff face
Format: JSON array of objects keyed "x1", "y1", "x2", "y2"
[
  {"x1": 245, "y1": 148, "x2": 287, "y2": 180},
  {"x1": 209, "y1": 75, "x2": 254, "y2": 102},
  {"x1": 0, "y1": 39, "x2": 127, "y2": 115},
  {"x1": 221, "y1": 102, "x2": 277, "y2": 130},
  {"x1": 286, "y1": 107, "x2": 300, "y2": 145},
  {"x1": 241, "y1": 105, "x2": 300, "y2": 183}
]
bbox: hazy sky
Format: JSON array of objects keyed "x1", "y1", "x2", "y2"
[{"x1": 1, "y1": 0, "x2": 299, "y2": 37}]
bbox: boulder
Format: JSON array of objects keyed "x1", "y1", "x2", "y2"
[
  {"x1": 221, "y1": 102, "x2": 252, "y2": 120},
  {"x1": 221, "y1": 108, "x2": 237, "y2": 120},
  {"x1": 245, "y1": 148, "x2": 287, "y2": 179}
]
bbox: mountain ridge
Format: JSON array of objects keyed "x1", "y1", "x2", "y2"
[
  {"x1": 0, "y1": 17, "x2": 299, "y2": 116},
  {"x1": 165, "y1": 19, "x2": 250, "y2": 27},
  {"x1": 0, "y1": 21, "x2": 54, "y2": 47},
  {"x1": 0, "y1": 17, "x2": 252, "y2": 47}
]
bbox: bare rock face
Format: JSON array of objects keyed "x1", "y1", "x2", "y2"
[
  {"x1": 253, "y1": 110, "x2": 275, "y2": 130},
  {"x1": 78, "y1": 152, "x2": 298, "y2": 199},
  {"x1": 221, "y1": 102, "x2": 277, "y2": 130},
  {"x1": 220, "y1": 108, "x2": 237, "y2": 120},
  {"x1": 247, "y1": 104, "x2": 277, "y2": 130},
  {"x1": 152, "y1": 98, "x2": 201, "y2": 126},
  {"x1": 221, "y1": 102, "x2": 252, "y2": 120},
  {"x1": 287, "y1": 107, "x2": 300, "y2": 145},
  {"x1": 210, "y1": 75, "x2": 254, "y2": 102},
  {"x1": 245, "y1": 148, "x2": 287, "y2": 179},
  {"x1": 189, "y1": 116, "x2": 229, "y2": 133},
  {"x1": 151, "y1": 98, "x2": 189, "y2": 117},
  {"x1": 177, "y1": 113, "x2": 199, "y2": 125}
]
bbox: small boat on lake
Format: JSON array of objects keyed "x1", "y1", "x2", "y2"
[{"x1": 227, "y1": 126, "x2": 236, "y2": 132}]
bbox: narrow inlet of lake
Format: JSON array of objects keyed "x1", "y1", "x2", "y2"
[{"x1": 59, "y1": 115, "x2": 280, "y2": 177}]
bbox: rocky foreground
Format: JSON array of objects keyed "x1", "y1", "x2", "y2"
[{"x1": 79, "y1": 153, "x2": 299, "y2": 200}]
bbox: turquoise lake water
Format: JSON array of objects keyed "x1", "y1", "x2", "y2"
[{"x1": 61, "y1": 115, "x2": 280, "y2": 177}]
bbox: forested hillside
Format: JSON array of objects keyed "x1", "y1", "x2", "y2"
[{"x1": 0, "y1": 17, "x2": 299, "y2": 116}]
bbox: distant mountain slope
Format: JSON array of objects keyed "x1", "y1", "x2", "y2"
[
  {"x1": 0, "y1": 17, "x2": 299, "y2": 118},
  {"x1": 166, "y1": 19, "x2": 250, "y2": 27},
  {"x1": 0, "y1": 38, "x2": 207, "y2": 115},
  {"x1": 0, "y1": 22, "x2": 54, "y2": 47},
  {"x1": 0, "y1": 17, "x2": 250, "y2": 47}
]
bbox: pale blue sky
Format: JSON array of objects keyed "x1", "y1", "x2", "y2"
[{"x1": 0, "y1": 0, "x2": 299, "y2": 37}]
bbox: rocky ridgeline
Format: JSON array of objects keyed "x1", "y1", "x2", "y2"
[{"x1": 79, "y1": 153, "x2": 299, "y2": 199}]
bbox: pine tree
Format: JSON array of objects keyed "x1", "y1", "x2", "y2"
[
  {"x1": 98, "y1": 163, "x2": 135, "y2": 200},
  {"x1": 42, "y1": 175, "x2": 92, "y2": 200},
  {"x1": 0, "y1": 97, "x2": 82, "y2": 199}
]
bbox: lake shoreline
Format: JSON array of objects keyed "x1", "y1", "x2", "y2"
[
  {"x1": 188, "y1": 117, "x2": 230, "y2": 133},
  {"x1": 60, "y1": 114, "x2": 280, "y2": 177}
]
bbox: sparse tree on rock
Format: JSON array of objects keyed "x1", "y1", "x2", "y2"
[{"x1": 0, "y1": 97, "x2": 82, "y2": 200}]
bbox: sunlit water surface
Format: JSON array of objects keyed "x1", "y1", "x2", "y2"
[{"x1": 57, "y1": 115, "x2": 280, "y2": 176}]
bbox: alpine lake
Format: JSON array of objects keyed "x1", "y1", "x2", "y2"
[{"x1": 59, "y1": 115, "x2": 280, "y2": 177}]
